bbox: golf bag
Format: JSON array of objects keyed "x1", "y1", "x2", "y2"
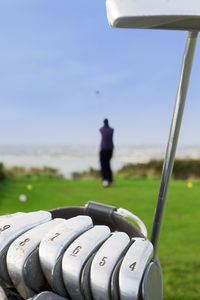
[{"x1": 0, "y1": 201, "x2": 163, "y2": 300}]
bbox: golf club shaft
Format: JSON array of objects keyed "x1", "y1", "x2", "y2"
[{"x1": 151, "y1": 31, "x2": 198, "y2": 259}]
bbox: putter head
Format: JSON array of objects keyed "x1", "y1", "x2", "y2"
[{"x1": 106, "y1": 0, "x2": 200, "y2": 31}]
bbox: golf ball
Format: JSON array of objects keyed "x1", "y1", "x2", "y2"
[{"x1": 19, "y1": 194, "x2": 27, "y2": 202}]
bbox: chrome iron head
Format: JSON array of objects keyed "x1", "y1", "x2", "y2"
[
  {"x1": 39, "y1": 216, "x2": 93, "y2": 297},
  {"x1": 7, "y1": 219, "x2": 64, "y2": 299},
  {"x1": 90, "y1": 232, "x2": 130, "y2": 300},
  {"x1": 118, "y1": 238, "x2": 154, "y2": 300},
  {"x1": 0, "y1": 211, "x2": 51, "y2": 285},
  {"x1": 62, "y1": 225, "x2": 111, "y2": 300}
]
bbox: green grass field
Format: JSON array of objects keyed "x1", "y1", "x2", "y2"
[{"x1": 0, "y1": 177, "x2": 200, "y2": 299}]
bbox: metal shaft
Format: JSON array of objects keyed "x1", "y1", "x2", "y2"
[{"x1": 151, "y1": 31, "x2": 198, "y2": 259}]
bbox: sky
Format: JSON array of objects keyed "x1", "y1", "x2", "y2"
[{"x1": 1, "y1": 0, "x2": 200, "y2": 147}]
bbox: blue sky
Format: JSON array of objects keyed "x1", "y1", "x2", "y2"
[{"x1": 1, "y1": 0, "x2": 200, "y2": 147}]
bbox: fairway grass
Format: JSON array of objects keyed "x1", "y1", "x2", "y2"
[{"x1": 0, "y1": 177, "x2": 200, "y2": 299}]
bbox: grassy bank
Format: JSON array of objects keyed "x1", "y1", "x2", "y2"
[{"x1": 0, "y1": 177, "x2": 199, "y2": 299}]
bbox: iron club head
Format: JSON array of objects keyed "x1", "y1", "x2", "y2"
[
  {"x1": 62, "y1": 225, "x2": 111, "y2": 300},
  {"x1": 0, "y1": 211, "x2": 51, "y2": 285},
  {"x1": 7, "y1": 218, "x2": 64, "y2": 299},
  {"x1": 118, "y1": 238, "x2": 154, "y2": 300},
  {"x1": 39, "y1": 216, "x2": 93, "y2": 297},
  {"x1": 90, "y1": 232, "x2": 130, "y2": 300}
]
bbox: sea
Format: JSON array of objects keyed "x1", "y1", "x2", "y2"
[{"x1": 1, "y1": 144, "x2": 200, "y2": 178}]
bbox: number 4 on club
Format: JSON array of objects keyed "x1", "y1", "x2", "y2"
[{"x1": 129, "y1": 262, "x2": 136, "y2": 272}]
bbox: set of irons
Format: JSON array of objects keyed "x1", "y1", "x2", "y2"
[{"x1": 0, "y1": 202, "x2": 161, "y2": 300}]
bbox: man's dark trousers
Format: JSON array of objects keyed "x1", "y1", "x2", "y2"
[{"x1": 100, "y1": 149, "x2": 113, "y2": 183}]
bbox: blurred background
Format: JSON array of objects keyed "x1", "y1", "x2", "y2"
[{"x1": 1, "y1": 0, "x2": 200, "y2": 177}]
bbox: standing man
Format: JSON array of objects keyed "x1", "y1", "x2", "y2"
[{"x1": 99, "y1": 118, "x2": 114, "y2": 187}]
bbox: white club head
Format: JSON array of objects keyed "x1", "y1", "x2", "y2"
[
  {"x1": 90, "y1": 232, "x2": 130, "y2": 300},
  {"x1": 7, "y1": 218, "x2": 64, "y2": 299},
  {"x1": 118, "y1": 238, "x2": 153, "y2": 300},
  {"x1": 0, "y1": 211, "x2": 51, "y2": 285},
  {"x1": 39, "y1": 216, "x2": 93, "y2": 297},
  {"x1": 0, "y1": 212, "x2": 24, "y2": 221},
  {"x1": 62, "y1": 225, "x2": 111, "y2": 300},
  {"x1": 0, "y1": 211, "x2": 51, "y2": 253},
  {"x1": 106, "y1": 0, "x2": 200, "y2": 31}
]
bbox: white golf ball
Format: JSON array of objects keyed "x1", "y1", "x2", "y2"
[{"x1": 19, "y1": 194, "x2": 27, "y2": 202}]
